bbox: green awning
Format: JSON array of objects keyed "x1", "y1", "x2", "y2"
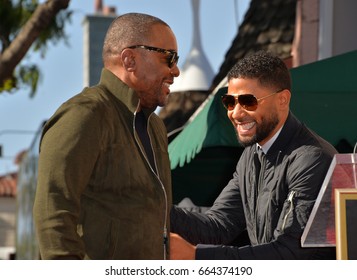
[
  {"x1": 290, "y1": 50, "x2": 357, "y2": 147},
  {"x1": 291, "y1": 50, "x2": 357, "y2": 93}
]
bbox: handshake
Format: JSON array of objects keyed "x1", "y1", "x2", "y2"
[{"x1": 169, "y1": 233, "x2": 196, "y2": 260}]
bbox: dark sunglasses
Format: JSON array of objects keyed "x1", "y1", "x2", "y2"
[
  {"x1": 221, "y1": 89, "x2": 284, "y2": 111},
  {"x1": 127, "y1": 45, "x2": 179, "y2": 68}
]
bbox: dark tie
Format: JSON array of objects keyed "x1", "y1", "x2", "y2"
[
  {"x1": 253, "y1": 147, "x2": 265, "y2": 211},
  {"x1": 257, "y1": 146, "x2": 265, "y2": 164},
  {"x1": 255, "y1": 146, "x2": 265, "y2": 189}
]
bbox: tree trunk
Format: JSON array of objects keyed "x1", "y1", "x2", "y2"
[{"x1": 0, "y1": 0, "x2": 71, "y2": 85}]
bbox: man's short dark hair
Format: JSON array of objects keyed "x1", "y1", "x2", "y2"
[{"x1": 227, "y1": 50, "x2": 291, "y2": 91}]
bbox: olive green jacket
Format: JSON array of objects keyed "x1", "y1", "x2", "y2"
[{"x1": 33, "y1": 69, "x2": 172, "y2": 259}]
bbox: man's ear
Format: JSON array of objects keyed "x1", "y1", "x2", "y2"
[
  {"x1": 279, "y1": 89, "x2": 291, "y2": 109},
  {"x1": 121, "y1": 49, "x2": 136, "y2": 71}
]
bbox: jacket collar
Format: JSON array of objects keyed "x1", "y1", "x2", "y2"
[
  {"x1": 267, "y1": 112, "x2": 301, "y2": 157},
  {"x1": 98, "y1": 68, "x2": 156, "y2": 117}
]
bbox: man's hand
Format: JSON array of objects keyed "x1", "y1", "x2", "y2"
[{"x1": 170, "y1": 233, "x2": 196, "y2": 260}]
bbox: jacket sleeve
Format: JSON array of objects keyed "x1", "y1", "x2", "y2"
[
  {"x1": 33, "y1": 98, "x2": 103, "y2": 259},
  {"x1": 171, "y1": 171, "x2": 246, "y2": 245},
  {"x1": 197, "y1": 149, "x2": 335, "y2": 259},
  {"x1": 172, "y1": 148, "x2": 336, "y2": 259}
]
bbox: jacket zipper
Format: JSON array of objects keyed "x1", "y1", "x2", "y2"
[
  {"x1": 133, "y1": 107, "x2": 169, "y2": 260},
  {"x1": 281, "y1": 190, "x2": 296, "y2": 232}
]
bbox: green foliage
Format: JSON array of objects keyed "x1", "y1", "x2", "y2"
[
  {"x1": 18, "y1": 64, "x2": 41, "y2": 98},
  {"x1": 0, "y1": 65, "x2": 40, "y2": 97},
  {"x1": 0, "y1": 0, "x2": 72, "y2": 96}
]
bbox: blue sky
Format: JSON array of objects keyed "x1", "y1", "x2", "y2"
[{"x1": 0, "y1": 0, "x2": 249, "y2": 174}]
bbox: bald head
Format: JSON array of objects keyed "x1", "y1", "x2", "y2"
[{"x1": 102, "y1": 13, "x2": 170, "y2": 66}]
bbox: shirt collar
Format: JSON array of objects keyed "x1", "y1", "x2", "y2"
[{"x1": 256, "y1": 126, "x2": 283, "y2": 154}]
